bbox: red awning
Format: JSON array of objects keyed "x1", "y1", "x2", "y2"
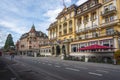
[{"x1": 79, "y1": 44, "x2": 114, "y2": 50}]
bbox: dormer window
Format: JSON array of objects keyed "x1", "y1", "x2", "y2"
[
  {"x1": 83, "y1": 5, "x2": 87, "y2": 11},
  {"x1": 77, "y1": 8, "x2": 81, "y2": 14},
  {"x1": 90, "y1": 1, "x2": 95, "y2": 7},
  {"x1": 77, "y1": 18, "x2": 82, "y2": 27}
]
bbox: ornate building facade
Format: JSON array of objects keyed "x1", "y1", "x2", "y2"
[
  {"x1": 18, "y1": 24, "x2": 51, "y2": 57},
  {"x1": 47, "y1": 0, "x2": 120, "y2": 62}
]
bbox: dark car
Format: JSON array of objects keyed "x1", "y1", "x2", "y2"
[{"x1": 0, "y1": 51, "x2": 2, "y2": 56}]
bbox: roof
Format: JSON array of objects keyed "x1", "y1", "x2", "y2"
[
  {"x1": 56, "y1": 4, "x2": 77, "y2": 19},
  {"x1": 20, "y1": 25, "x2": 48, "y2": 40}
]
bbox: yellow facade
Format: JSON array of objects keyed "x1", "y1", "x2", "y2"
[{"x1": 47, "y1": 0, "x2": 120, "y2": 60}]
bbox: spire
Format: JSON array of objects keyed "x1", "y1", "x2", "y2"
[
  {"x1": 30, "y1": 24, "x2": 36, "y2": 33},
  {"x1": 63, "y1": 0, "x2": 66, "y2": 8}
]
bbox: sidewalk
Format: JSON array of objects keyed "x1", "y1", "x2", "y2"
[{"x1": 0, "y1": 57, "x2": 21, "y2": 80}]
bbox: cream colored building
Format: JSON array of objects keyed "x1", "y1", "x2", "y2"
[
  {"x1": 47, "y1": 0, "x2": 120, "y2": 62},
  {"x1": 18, "y1": 24, "x2": 51, "y2": 57}
]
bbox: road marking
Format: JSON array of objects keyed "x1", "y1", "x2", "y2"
[
  {"x1": 45, "y1": 61, "x2": 48, "y2": 62},
  {"x1": 42, "y1": 63, "x2": 45, "y2": 64},
  {"x1": 55, "y1": 63, "x2": 59, "y2": 65},
  {"x1": 65, "y1": 67, "x2": 80, "y2": 72},
  {"x1": 96, "y1": 70, "x2": 109, "y2": 73},
  {"x1": 55, "y1": 65, "x2": 61, "y2": 68},
  {"x1": 75, "y1": 67, "x2": 88, "y2": 70},
  {"x1": 63, "y1": 64, "x2": 69, "y2": 66},
  {"x1": 88, "y1": 72, "x2": 103, "y2": 76},
  {"x1": 48, "y1": 63, "x2": 52, "y2": 66}
]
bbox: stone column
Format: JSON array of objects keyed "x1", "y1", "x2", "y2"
[
  {"x1": 34, "y1": 52, "x2": 37, "y2": 57},
  {"x1": 67, "y1": 21, "x2": 69, "y2": 34},
  {"x1": 114, "y1": 37, "x2": 119, "y2": 51}
]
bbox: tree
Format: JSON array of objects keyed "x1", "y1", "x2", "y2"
[
  {"x1": 114, "y1": 50, "x2": 120, "y2": 64},
  {"x1": 4, "y1": 34, "x2": 14, "y2": 51}
]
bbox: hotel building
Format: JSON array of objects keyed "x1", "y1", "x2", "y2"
[{"x1": 47, "y1": 0, "x2": 120, "y2": 62}]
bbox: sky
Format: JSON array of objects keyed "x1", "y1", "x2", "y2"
[{"x1": 0, "y1": 0, "x2": 87, "y2": 48}]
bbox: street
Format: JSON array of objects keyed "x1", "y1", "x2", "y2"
[{"x1": 3, "y1": 56, "x2": 120, "y2": 80}]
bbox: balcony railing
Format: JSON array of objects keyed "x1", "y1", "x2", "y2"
[
  {"x1": 75, "y1": 32, "x2": 115, "y2": 41},
  {"x1": 101, "y1": 19, "x2": 120, "y2": 28},
  {"x1": 101, "y1": 6, "x2": 117, "y2": 17},
  {"x1": 76, "y1": 25, "x2": 98, "y2": 34}
]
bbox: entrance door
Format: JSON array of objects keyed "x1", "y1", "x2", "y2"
[
  {"x1": 52, "y1": 47, "x2": 55, "y2": 55},
  {"x1": 62, "y1": 45, "x2": 66, "y2": 55},
  {"x1": 56, "y1": 45, "x2": 60, "y2": 55}
]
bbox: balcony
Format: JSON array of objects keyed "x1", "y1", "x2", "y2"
[
  {"x1": 74, "y1": 33, "x2": 115, "y2": 41},
  {"x1": 101, "y1": 6, "x2": 117, "y2": 17},
  {"x1": 101, "y1": 19, "x2": 120, "y2": 28},
  {"x1": 76, "y1": 25, "x2": 98, "y2": 34}
]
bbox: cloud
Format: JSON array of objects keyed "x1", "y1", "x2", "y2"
[
  {"x1": 0, "y1": 30, "x2": 8, "y2": 47},
  {"x1": 76, "y1": 0, "x2": 88, "y2": 6},
  {"x1": 0, "y1": 0, "x2": 78, "y2": 47},
  {"x1": 0, "y1": 20, "x2": 28, "y2": 34},
  {"x1": 43, "y1": 8, "x2": 62, "y2": 22},
  {"x1": 65, "y1": 0, "x2": 71, "y2": 3}
]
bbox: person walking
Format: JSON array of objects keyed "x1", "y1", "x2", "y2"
[{"x1": 10, "y1": 51, "x2": 15, "y2": 61}]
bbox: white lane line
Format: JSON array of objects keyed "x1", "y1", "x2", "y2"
[
  {"x1": 75, "y1": 67, "x2": 88, "y2": 70},
  {"x1": 48, "y1": 63, "x2": 52, "y2": 66},
  {"x1": 96, "y1": 70, "x2": 109, "y2": 73},
  {"x1": 45, "y1": 61, "x2": 48, "y2": 62},
  {"x1": 63, "y1": 64, "x2": 69, "y2": 66},
  {"x1": 42, "y1": 63, "x2": 45, "y2": 64},
  {"x1": 55, "y1": 65, "x2": 61, "y2": 68},
  {"x1": 88, "y1": 72, "x2": 103, "y2": 76},
  {"x1": 55, "y1": 63, "x2": 59, "y2": 65},
  {"x1": 65, "y1": 67, "x2": 80, "y2": 72}
]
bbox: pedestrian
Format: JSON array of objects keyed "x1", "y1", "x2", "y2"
[{"x1": 10, "y1": 51, "x2": 15, "y2": 61}]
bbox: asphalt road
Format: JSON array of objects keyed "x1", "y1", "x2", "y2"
[{"x1": 4, "y1": 56, "x2": 120, "y2": 80}]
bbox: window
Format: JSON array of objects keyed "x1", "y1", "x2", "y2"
[
  {"x1": 21, "y1": 45, "x2": 24, "y2": 48},
  {"x1": 90, "y1": 1, "x2": 95, "y2": 7},
  {"x1": 109, "y1": 3, "x2": 113, "y2": 10},
  {"x1": 77, "y1": 18, "x2": 82, "y2": 27},
  {"x1": 105, "y1": 17, "x2": 109, "y2": 23},
  {"x1": 29, "y1": 46, "x2": 32, "y2": 49},
  {"x1": 92, "y1": 32, "x2": 98, "y2": 38},
  {"x1": 103, "y1": 0, "x2": 110, "y2": 3},
  {"x1": 110, "y1": 15, "x2": 114, "y2": 21},
  {"x1": 77, "y1": 8, "x2": 81, "y2": 14},
  {"x1": 83, "y1": 15, "x2": 89, "y2": 24},
  {"x1": 104, "y1": 6, "x2": 109, "y2": 13},
  {"x1": 70, "y1": 13, "x2": 72, "y2": 18},
  {"x1": 85, "y1": 33, "x2": 89, "y2": 39},
  {"x1": 91, "y1": 12, "x2": 96, "y2": 21},
  {"x1": 106, "y1": 28, "x2": 114, "y2": 35},
  {"x1": 29, "y1": 41, "x2": 31, "y2": 44},
  {"x1": 83, "y1": 5, "x2": 87, "y2": 11},
  {"x1": 103, "y1": 41, "x2": 109, "y2": 47}
]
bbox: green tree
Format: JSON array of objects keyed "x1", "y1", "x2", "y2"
[
  {"x1": 4, "y1": 34, "x2": 14, "y2": 51},
  {"x1": 114, "y1": 50, "x2": 120, "y2": 64}
]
